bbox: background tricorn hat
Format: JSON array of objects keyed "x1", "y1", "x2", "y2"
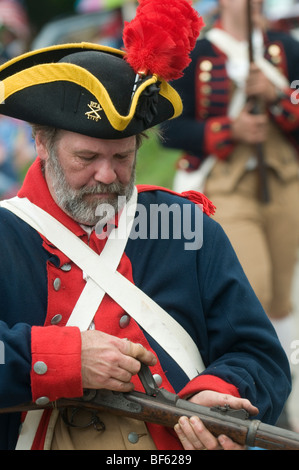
[{"x1": 0, "y1": 0, "x2": 204, "y2": 139}]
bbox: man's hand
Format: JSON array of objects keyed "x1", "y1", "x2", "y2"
[
  {"x1": 81, "y1": 330, "x2": 157, "y2": 392},
  {"x1": 246, "y1": 63, "x2": 278, "y2": 104},
  {"x1": 231, "y1": 102, "x2": 268, "y2": 145},
  {"x1": 174, "y1": 390, "x2": 259, "y2": 450}
]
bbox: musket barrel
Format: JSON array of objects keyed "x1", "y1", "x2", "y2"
[
  {"x1": 246, "y1": 0, "x2": 270, "y2": 204},
  {"x1": 254, "y1": 421, "x2": 299, "y2": 450}
]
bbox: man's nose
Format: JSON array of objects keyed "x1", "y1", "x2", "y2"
[{"x1": 93, "y1": 158, "x2": 117, "y2": 185}]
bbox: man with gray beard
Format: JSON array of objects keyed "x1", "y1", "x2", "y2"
[
  {"x1": 0, "y1": 36, "x2": 291, "y2": 450},
  {"x1": 37, "y1": 125, "x2": 136, "y2": 228}
]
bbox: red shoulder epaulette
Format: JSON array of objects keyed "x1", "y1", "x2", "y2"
[{"x1": 137, "y1": 184, "x2": 216, "y2": 216}]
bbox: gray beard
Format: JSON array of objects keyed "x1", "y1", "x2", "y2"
[{"x1": 45, "y1": 147, "x2": 136, "y2": 226}]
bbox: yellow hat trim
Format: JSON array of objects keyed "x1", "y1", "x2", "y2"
[{"x1": 0, "y1": 61, "x2": 182, "y2": 130}]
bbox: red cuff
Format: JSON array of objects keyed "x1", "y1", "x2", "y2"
[
  {"x1": 31, "y1": 325, "x2": 83, "y2": 402},
  {"x1": 204, "y1": 117, "x2": 235, "y2": 160},
  {"x1": 178, "y1": 374, "x2": 241, "y2": 399}
]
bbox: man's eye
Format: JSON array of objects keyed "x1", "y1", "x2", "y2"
[
  {"x1": 78, "y1": 155, "x2": 96, "y2": 162},
  {"x1": 115, "y1": 154, "x2": 130, "y2": 160}
]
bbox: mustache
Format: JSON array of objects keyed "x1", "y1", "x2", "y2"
[{"x1": 78, "y1": 181, "x2": 127, "y2": 196}]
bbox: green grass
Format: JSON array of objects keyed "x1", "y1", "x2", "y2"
[{"x1": 135, "y1": 132, "x2": 181, "y2": 190}]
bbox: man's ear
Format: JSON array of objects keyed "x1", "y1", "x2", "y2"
[{"x1": 34, "y1": 133, "x2": 49, "y2": 162}]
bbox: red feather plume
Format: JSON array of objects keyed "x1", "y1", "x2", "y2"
[{"x1": 123, "y1": 0, "x2": 205, "y2": 81}]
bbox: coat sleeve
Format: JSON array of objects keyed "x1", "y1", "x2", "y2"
[
  {"x1": 30, "y1": 325, "x2": 83, "y2": 403},
  {"x1": 0, "y1": 322, "x2": 83, "y2": 407},
  {"x1": 0, "y1": 320, "x2": 32, "y2": 406}
]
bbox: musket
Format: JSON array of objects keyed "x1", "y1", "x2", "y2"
[
  {"x1": 1, "y1": 364, "x2": 299, "y2": 450},
  {"x1": 246, "y1": 0, "x2": 270, "y2": 203}
]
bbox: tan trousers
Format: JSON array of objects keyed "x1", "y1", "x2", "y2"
[
  {"x1": 205, "y1": 168, "x2": 299, "y2": 318},
  {"x1": 51, "y1": 410, "x2": 157, "y2": 450}
]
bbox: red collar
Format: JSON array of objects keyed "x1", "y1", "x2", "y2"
[{"x1": 17, "y1": 158, "x2": 126, "y2": 263}]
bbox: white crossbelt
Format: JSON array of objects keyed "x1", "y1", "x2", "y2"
[
  {"x1": 0, "y1": 189, "x2": 205, "y2": 449},
  {"x1": 206, "y1": 27, "x2": 289, "y2": 106}
]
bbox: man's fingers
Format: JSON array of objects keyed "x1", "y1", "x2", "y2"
[
  {"x1": 218, "y1": 435, "x2": 246, "y2": 450},
  {"x1": 102, "y1": 376, "x2": 135, "y2": 393},
  {"x1": 189, "y1": 390, "x2": 259, "y2": 417},
  {"x1": 120, "y1": 338, "x2": 157, "y2": 366},
  {"x1": 81, "y1": 330, "x2": 157, "y2": 390},
  {"x1": 175, "y1": 417, "x2": 246, "y2": 451},
  {"x1": 175, "y1": 416, "x2": 222, "y2": 450}
]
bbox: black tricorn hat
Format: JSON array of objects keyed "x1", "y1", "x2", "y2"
[{"x1": 0, "y1": 42, "x2": 183, "y2": 139}]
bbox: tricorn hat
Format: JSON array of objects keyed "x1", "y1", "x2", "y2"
[{"x1": 0, "y1": 0, "x2": 204, "y2": 139}]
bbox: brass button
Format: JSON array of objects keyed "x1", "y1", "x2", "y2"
[
  {"x1": 211, "y1": 122, "x2": 222, "y2": 132},
  {"x1": 200, "y1": 98, "x2": 210, "y2": 107},
  {"x1": 200, "y1": 59, "x2": 213, "y2": 72},
  {"x1": 268, "y1": 44, "x2": 280, "y2": 56},
  {"x1": 199, "y1": 71, "x2": 211, "y2": 82},
  {"x1": 201, "y1": 84, "x2": 212, "y2": 95}
]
